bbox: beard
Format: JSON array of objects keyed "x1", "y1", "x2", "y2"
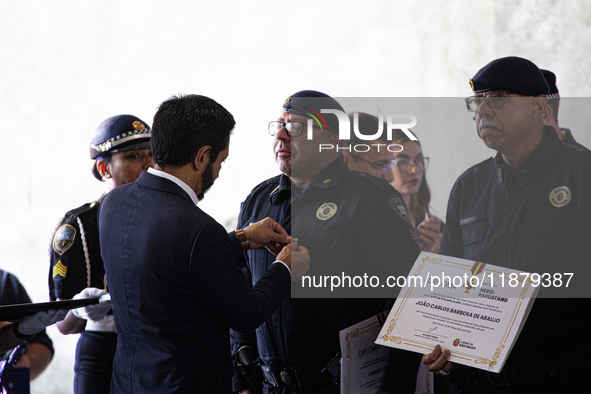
[{"x1": 197, "y1": 162, "x2": 214, "y2": 201}]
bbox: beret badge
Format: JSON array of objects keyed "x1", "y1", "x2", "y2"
[{"x1": 132, "y1": 120, "x2": 146, "y2": 131}]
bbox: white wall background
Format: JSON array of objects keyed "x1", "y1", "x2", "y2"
[{"x1": 0, "y1": 1, "x2": 590, "y2": 392}]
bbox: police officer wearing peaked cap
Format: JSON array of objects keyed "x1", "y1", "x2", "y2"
[
  {"x1": 231, "y1": 90, "x2": 424, "y2": 393},
  {"x1": 48, "y1": 114, "x2": 153, "y2": 394},
  {"x1": 423, "y1": 56, "x2": 591, "y2": 393},
  {"x1": 89, "y1": 114, "x2": 153, "y2": 177}
]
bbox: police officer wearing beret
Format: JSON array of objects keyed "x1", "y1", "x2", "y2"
[
  {"x1": 540, "y1": 69, "x2": 586, "y2": 149},
  {"x1": 48, "y1": 114, "x2": 153, "y2": 394},
  {"x1": 422, "y1": 57, "x2": 591, "y2": 392},
  {"x1": 231, "y1": 91, "x2": 424, "y2": 393}
]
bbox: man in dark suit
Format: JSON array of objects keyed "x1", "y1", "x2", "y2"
[{"x1": 99, "y1": 94, "x2": 309, "y2": 394}]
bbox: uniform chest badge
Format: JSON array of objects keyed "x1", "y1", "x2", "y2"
[
  {"x1": 316, "y1": 202, "x2": 338, "y2": 221},
  {"x1": 53, "y1": 224, "x2": 77, "y2": 255},
  {"x1": 549, "y1": 186, "x2": 571, "y2": 208}
]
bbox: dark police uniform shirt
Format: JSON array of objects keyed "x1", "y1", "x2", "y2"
[
  {"x1": 48, "y1": 200, "x2": 106, "y2": 301},
  {"x1": 440, "y1": 127, "x2": 591, "y2": 368},
  {"x1": 1, "y1": 270, "x2": 54, "y2": 355},
  {"x1": 232, "y1": 156, "x2": 422, "y2": 392}
]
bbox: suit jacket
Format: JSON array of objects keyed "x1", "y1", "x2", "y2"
[{"x1": 99, "y1": 171, "x2": 290, "y2": 393}]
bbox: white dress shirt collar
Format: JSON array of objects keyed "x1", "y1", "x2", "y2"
[{"x1": 147, "y1": 167, "x2": 199, "y2": 206}]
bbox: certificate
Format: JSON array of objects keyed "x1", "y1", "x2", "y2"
[
  {"x1": 375, "y1": 252, "x2": 538, "y2": 373},
  {"x1": 340, "y1": 312, "x2": 389, "y2": 393}
]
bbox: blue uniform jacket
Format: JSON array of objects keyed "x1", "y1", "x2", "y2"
[{"x1": 232, "y1": 156, "x2": 423, "y2": 393}]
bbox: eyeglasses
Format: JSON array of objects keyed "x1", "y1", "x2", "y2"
[
  {"x1": 395, "y1": 156, "x2": 429, "y2": 171},
  {"x1": 465, "y1": 91, "x2": 510, "y2": 112},
  {"x1": 268, "y1": 121, "x2": 305, "y2": 137},
  {"x1": 348, "y1": 155, "x2": 397, "y2": 174}
]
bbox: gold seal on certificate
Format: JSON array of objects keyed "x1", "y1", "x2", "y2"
[{"x1": 375, "y1": 252, "x2": 539, "y2": 373}]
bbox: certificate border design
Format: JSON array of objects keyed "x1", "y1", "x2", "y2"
[
  {"x1": 378, "y1": 253, "x2": 537, "y2": 372},
  {"x1": 342, "y1": 313, "x2": 388, "y2": 393}
]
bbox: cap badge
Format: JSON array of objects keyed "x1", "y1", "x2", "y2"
[
  {"x1": 469, "y1": 78, "x2": 475, "y2": 92},
  {"x1": 132, "y1": 120, "x2": 146, "y2": 131},
  {"x1": 283, "y1": 95, "x2": 293, "y2": 107}
]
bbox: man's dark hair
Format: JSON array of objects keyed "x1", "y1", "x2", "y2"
[{"x1": 151, "y1": 94, "x2": 235, "y2": 168}]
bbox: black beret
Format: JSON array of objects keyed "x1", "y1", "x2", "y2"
[
  {"x1": 469, "y1": 56, "x2": 550, "y2": 96},
  {"x1": 541, "y1": 69, "x2": 560, "y2": 99},
  {"x1": 282, "y1": 90, "x2": 345, "y2": 132},
  {"x1": 90, "y1": 114, "x2": 151, "y2": 159}
]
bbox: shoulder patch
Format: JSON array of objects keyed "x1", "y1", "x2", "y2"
[
  {"x1": 53, "y1": 224, "x2": 77, "y2": 255},
  {"x1": 388, "y1": 195, "x2": 412, "y2": 226},
  {"x1": 388, "y1": 194, "x2": 424, "y2": 251}
]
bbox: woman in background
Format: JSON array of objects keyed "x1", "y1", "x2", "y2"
[
  {"x1": 48, "y1": 114, "x2": 153, "y2": 394},
  {"x1": 391, "y1": 131, "x2": 443, "y2": 253},
  {"x1": 391, "y1": 131, "x2": 459, "y2": 393}
]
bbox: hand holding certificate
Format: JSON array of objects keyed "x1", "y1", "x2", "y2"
[{"x1": 375, "y1": 252, "x2": 539, "y2": 373}]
